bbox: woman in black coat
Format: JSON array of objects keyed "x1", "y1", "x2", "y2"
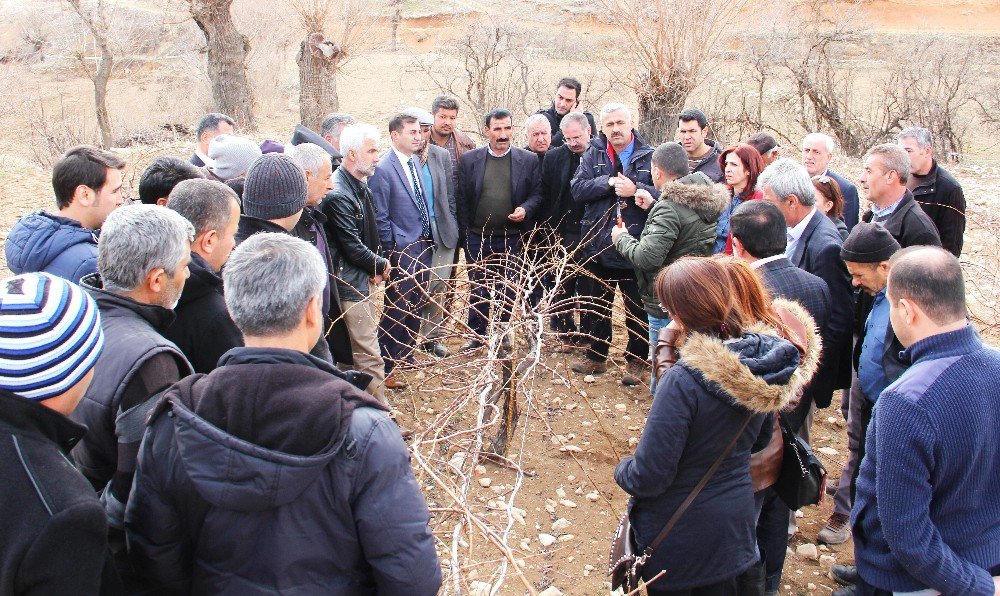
[{"x1": 615, "y1": 257, "x2": 818, "y2": 595}]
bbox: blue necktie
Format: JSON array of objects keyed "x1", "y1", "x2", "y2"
[{"x1": 408, "y1": 157, "x2": 431, "y2": 239}]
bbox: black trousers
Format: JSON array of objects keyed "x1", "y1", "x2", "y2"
[
  {"x1": 581, "y1": 261, "x2": 648, "y2": 363},
  {"x1": 646, "y1": 575, "x2": 738, "y2": 596}
]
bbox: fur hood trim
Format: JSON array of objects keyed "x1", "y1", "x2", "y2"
[
  {"x1": 677, "y1": 298, "x2": 822, "y2": 414},
  {"x1": 660, "y1": 179, "x2": 729, "y2": 217}
]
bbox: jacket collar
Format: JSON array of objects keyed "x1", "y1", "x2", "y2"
[
  {"x1": 0, "y1": 389, "x2": 87, "y2": 454},
  {"x1": 218, "y1": 347, "x2": 375, "y2": 391},
  {"x1": 80, "y1": 273, "x2": 177, "y2": 330},
  {"x1": 333, "y1": 165, "x2": 368, "y2": 198},
  {"x1": 900, "y1": 324, "x2": 981, "y2": 366},
  {"x1": 677, "y1": 300, "x2": 819, "y2": 414},
  {"x1": 658, "y1": 174, "x2": 729, "y2": 216},
  {"x1": 593, "y1": 129, "x2": 653, "y2": 157},
  {"x1": 178, "y1": 252, "x2": 222, "y2": 305}
]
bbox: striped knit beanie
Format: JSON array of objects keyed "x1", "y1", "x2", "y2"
[{"x1": 0, "y1": 273, "x2": 104, "y2": 401}]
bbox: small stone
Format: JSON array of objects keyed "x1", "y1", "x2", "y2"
[
  {"x1": 520, "y1": 538, "x2": 531, "y2": 550},
  {"x1": 474, "y1": 465, "x2": 487, "y2": 475},
  {"x1": 818, "y1": 544, "x2": 830, "y2": 552},
  {"x1": 558, "y1": 533, "x2": 575, "y2": 541},
  {"x1": 559, "y1": 499, "x2": 577, "y2": 508},
  {"x1": 566, "y1": 403, "x2": 578, "y2": 410},
  {"x1": 584, "y1": 564, "x2": 595, "y2": 571},
  {"x1": 583, "y1": 374, "x2": 596, "y2": 383},
  {"x1": 556, "y1": 487, "x2": 567, "y2": 498},
  {"x1": 538, "y1": 533, "x2": 557, "y2": 547},
  {"x1": 827, "y1": 416, "x2": 838, "y2": 424},
  {"x1": 581, "y1": 420, "x2": 592, "y2": 427},
  {"x1": 819, "y1": 554, "x2": 836, "y2": 570},
  {"x1": 559, "y1": 445, "x2": 582, "y2": 453},
  {"x1": 545, "y1": 502, "x2": 556, "y2": 514},
  {"x1": 817, "y1": 447, "x2": 839, "y2": 456},
  {"x1": 552, "y1": 518, "x2": 572, "y2": 533},
  {"x1": 614, "y1": 403, "x2": 627, "y2": 411},
  {"x1": 586, "y1": 491, "x2": 600, "y2": 502},
  {"x1": 628, "y1": 437, "x2": 639, "y2": 448},
  {"x1": 796, "y1": 543, "x2": 819, "y2": 560},
  {"x1": 807, "y1": 583, "x2": 817, "y2": 591},
  {"x1": 478, "y1": 477, "x2": 492, "y2": 488},
  {"x1": 470, "y1": 580, "x2": 492, "y2": 596},
  {"x1": 550, "y1": 377, "x2": 562, "y2": 385},
  {"x1": 539, "y1": 587, "x2": 563, "y2": 596},
  {"x1": 426, "y1": 407, "x2": 435, "y2": 414},
  {"x1": 574, "y1": 486, "x2": 584, "y2": 495},
  {"x1": 567, "y1": 475, "x2": 575, "y2": 481}
]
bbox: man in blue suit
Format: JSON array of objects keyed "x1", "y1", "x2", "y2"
[
  {"x1": 761, "y1": 158, "x2": 854, "y2": 437},
  {"x1": 803, "y1": 133, "x2": 860, "y2": 231},
  {"x1": 456, "y1": 108, "x2": 543, "y2": 351},
  {"x1": 370, "y1": 113, "x2": 436, "y2": 387}
]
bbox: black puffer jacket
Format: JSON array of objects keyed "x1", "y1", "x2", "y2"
[
  {"x1": 125, "y1": 347, "x2": 441, "y2": 595},
  {"x1": 570, "y1": 131, "x2": 658, "y2": 270},
  {"x1": 615, "y1": 313, "x2": 820, "y2": 590}
]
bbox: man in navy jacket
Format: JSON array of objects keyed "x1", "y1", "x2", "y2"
[{"x1": 802, "y1": 133, "x2": 861, "y2": 231}]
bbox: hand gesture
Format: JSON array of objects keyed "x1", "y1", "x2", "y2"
[{"x1": 634, "y1": 188, "x2": 655, "y2": 210}]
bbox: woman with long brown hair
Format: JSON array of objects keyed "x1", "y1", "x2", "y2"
[
  {"x1": 716, "y1": 143, "x2": 765, "y2": 255},
  {"x1": 615, "y1": 257, "x2": 818, "y2": 595}
]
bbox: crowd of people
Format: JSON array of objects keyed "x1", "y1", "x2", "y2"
[{"x1": 1, "y1": 75, "x2": 997, "y2": 595}]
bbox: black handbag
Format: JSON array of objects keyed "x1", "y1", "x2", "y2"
[
  {"x1": 773, "y1": 413, "x2": 827, "y2": 510},
  {"x1": 609, "y1": 415, "x2": 752, "y2": 593}
]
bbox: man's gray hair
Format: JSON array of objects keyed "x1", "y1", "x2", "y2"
[
  {"x1": 524, "y1": 113, "x2": 551, "y2": 132},
  {"x1": 802, "y1": 132, "x2": 835, "y2": 154},
  {"x1": 758, "y1": 158, "x2": 816, "y2": 206},
  {"x1": 652, "y1": 142, "x2": 689, "y2": 180},
  {"x1": 867, "y1": 143, "x2": 911, "y2": 184},
  {"x1": 166, "y1": 178, "x2": 239, "y2": 237},
  {"x1": 286, "y1": 142, "x2": 331, "y2": 176},
  {"x1": 98, "y1": 204, "x2": 194, "y2": 293},
  {"x1": 223, "y1": 233, "x2": 327, "y2": 337},
  {"x1": 600, "y1": 103, "x2": 632, "y2": 121},
  {"x1": 320, "y1": 113, "x2": 356, "y2": 140},
  {"x1": 339, "y1": 123, "x2": 380, "y2": 157},
  {"x1": 898, "y1": 126, "x2": 933, "y2": 151},
  {"x1": 560, "y1": 111, "x2": 590, "y2": 133}
]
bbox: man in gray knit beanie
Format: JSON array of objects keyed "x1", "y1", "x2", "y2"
[
  {"x1": 207, "y1": 135, "x2": 262, "y2": 182},
  {"x1": 237, "y1": 154, "x2": 308, "y2": 240}
]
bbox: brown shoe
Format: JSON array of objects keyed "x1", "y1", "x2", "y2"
[
  {"x1": 384, "y1": 374, "x2": 407, "y2": 390},
  {"x1": 571, "y1": 359, "x2": 608, "y2": 375},
  {"x1": 621, "y1": 360, "x2": 646, "y2": 387},
  {"x1": 817, "y1": 512, "x2": 851, "y2": 545}
]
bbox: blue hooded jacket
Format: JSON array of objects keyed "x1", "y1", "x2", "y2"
[{"x1": 5, "y1": 211, "x2": 99, "y2": 283}]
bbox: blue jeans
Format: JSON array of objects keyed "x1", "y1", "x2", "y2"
[{"x1": 648, "y1": 314, "x2": 671, "y2": 389}]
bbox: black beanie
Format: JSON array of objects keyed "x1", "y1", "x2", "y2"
[
  {"x1": 242, "y1": 154, "x2": 307, "y2": 221},
  {"x1": 840, "y1": 222, "x2": 901, "y2": 263}
]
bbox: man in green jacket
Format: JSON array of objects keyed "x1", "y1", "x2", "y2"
[{"x1": 611, "y1": 142, "x2": 728, "y2": 386}]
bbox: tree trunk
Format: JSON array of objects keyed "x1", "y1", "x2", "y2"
[
  {"x1": 296, "y1": 33, "x2": 340, "y2": 131},
  {"x1": 188, "y1": 0, "x2": 256, "y2": 131},
  {"x1": 390, "y1": 0, "x2": 402, "y2": 51},
  {"x1": 93, "y1": 44, "x2": 113, "y2": 148},
  {"x1": 67, "y1": 0, "x2": 114, "y2": 148},
  {"x1": 636, "y1": 73, "x2": 690, "y2": 145}
]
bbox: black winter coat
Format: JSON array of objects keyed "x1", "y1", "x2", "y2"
[
  {"x1": 125, "y1": 347, "x2": 441, "y2": 595},
  {"x1": 539, "y1": 144, "x2": 586, "y2": 236},
  {"x1": 162, "y1": 252, "x2": 242, "y2": 374},
  {"x1": 323, "y1": 166, "x2": 390, "y2": 303},
  {"x1": 908, "y1": 161, "x2": 965, "y2": 256},
  {"x1": 862, "y1": 190, "x2": 941, "y2": 250},
  {"x1": 692, "y1": 139, "x2": 724, "y2": 183},
  {"x1": 0, "y1": 390, "x2": 122, "y2": 595},
  {"x1": 615, "y1": 314, "x2": 820, "y2": 590},
  {"x1": 571, "y1": 131, "x2": 658, "y2": 270},
  {"x1": 535, "y1": 104, "x2": 597, "y2": 147}
]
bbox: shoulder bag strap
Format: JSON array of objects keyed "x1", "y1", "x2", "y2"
[{"x1": 644, "y1": 413, "x2": 754, "y2": 555}]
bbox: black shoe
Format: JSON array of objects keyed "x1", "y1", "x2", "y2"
[
  {"x1": 831, "y1": 564, "x2": 859, "y2": 586},
  {"x1": 421, "y1": 341, "x2": 451, "y2": 358}
]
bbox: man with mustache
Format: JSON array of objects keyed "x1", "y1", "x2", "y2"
[
  {"x1": 570, "y1": 103, "x2": 657, "y2": 386},
  {"x1": 455, "y1": 108, "x2": 543, "y2": 351}
]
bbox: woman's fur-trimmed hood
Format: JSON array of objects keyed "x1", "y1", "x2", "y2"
[
  {"x1": 659, "y1": 172, "x2": 729, "y2": 219},
  {"x1": 677, "y1": 298, "x2": 822, "y2": 414}
]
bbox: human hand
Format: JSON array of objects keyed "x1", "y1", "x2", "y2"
[
  {"x1": 610, "y1": 223, "x2": 628, "y2": 243},
  {"x1": 613, "y1": 174, "x2": 637, "y2": 198},
  {"x1": 634, "y1": 188, "x2": 655, "y2": 210},
  {"x1": 508, "y1": 206, "x2": 526, "y2": 222},
  {"x1": 992, "y1": 575, "x2": 999, "y2": 595}
]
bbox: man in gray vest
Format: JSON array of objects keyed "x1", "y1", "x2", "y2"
[{"x1": 72, "y1": 205, "x2": 194, "y2": 578}]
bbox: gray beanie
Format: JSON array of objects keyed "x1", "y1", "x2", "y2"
[
  {"x1": 242, "y1": 154, "x2": 308, "y2": 220},
  {"x1": 841, "y1": 222, "x2": 901, "y2": 263},
  {"x1": 208, "y1": 134, "x2": 262, "y2": 180}
]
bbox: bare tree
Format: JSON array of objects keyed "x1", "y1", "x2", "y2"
[
  {"x1": 187, "y1": 0, "x2": 256, "y2": 130},
  {"x1": 288, "y1": 0, "x2": 385, "y2": 131},
  {"x1": 597, "y1": 0, "x2": 746, "y2": 144},
  {"x1": 65, "y1": 0, "x2": 114, "y2": 148}
]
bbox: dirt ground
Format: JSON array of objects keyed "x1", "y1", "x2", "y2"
[{"x1": 1, "y1": 1, "x2": 999, "y2": 594}]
